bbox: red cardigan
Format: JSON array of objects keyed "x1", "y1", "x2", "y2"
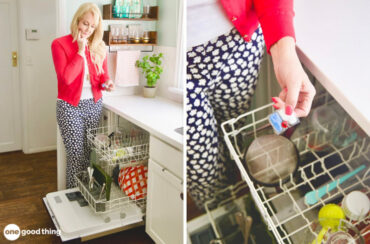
[
  {"x1": 51, "y1": 35, "x2": 110, "y2": 106},
  {"x1": 220, "y1": 0, "x2": 295, "y2": 53}
]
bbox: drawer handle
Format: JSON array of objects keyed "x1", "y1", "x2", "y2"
[
  {"x1": 180, "y1": 193, "x2": 183, "y2": 200},
  {"x1": 154, "y1": 161, "x2": 182, "y2": 186}
]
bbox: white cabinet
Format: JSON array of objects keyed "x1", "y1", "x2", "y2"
[
  {"x1": 149, "y1": 136, "x2": 183, "y2": 178},
  {"x1": 146, "y1": 136, "x2": 183, "y2": 244}
]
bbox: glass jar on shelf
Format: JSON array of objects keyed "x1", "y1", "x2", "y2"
[
  {"x1": 128, "y1": 24, "x2": 135, "y2": 43},
  {"x1": 128, "y1": 24, "x2": 141, "y2": 44},
  {"x1": 110, "y1": 25, "x2": 119, "y2": 44},
  {"x1": 133, "y1": 26, "x2": 141, "y2": 44},
  {"x1": 142, "y1": 31, "x2": 150, "y2": 43},
  {"x1": 142, "y1": 5, "x2": 150, "y2": 18},
  {"x1": 119, "y1": 25, "x2": 129, "y2": 44}
]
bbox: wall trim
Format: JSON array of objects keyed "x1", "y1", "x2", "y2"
[
  {"x1": 25, "y1": 145, "x2": 57, "y2": 154},
  {"x1": 56, "y1": 0, "x2": 66, "y2": 37}
]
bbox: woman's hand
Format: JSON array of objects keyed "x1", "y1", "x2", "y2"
[
  {"x1": 103, "y1": 80, "x2": 115, "y2": 92},
  {"x1": 77, "y1": 31, "x2": 87, "y2": 56},
  {"x1": 270, "y1": 37, "x2": 316, "y2": 117}
]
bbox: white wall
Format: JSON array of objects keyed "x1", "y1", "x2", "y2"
[
  {"x1": 153, "y1": 46, "x2": 177, "y2": 99},
  {"x1": 157, "y1": 0, "x2": 178, "y2": 47},
  {"x1": 154, "y1": 0, "x2": 181, "y2": 101},
  {"x1": 18, "y1": 0, "x2": 57, "y2": 153}
]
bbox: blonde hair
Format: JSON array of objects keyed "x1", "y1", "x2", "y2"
[{"x1": 70, "y1": 3, "x2": 106, "y2": 74}]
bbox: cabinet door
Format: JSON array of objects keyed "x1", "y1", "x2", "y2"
[{"x1": 146, "y1": 159, "x2": 183, "y2": 244}]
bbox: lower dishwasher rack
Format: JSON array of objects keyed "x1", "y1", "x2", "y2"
[
  {"x1": 221, "y1": 102, "x2": 370, "y2": 243},
  {"x1": 75, "y1": 168, "x2": 146, "y2": 215},
  {"x1": 76, "y1": 126, "x2": 149, "y2": 215}
]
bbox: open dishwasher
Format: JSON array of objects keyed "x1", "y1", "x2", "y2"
[
  {"x1": 220, "y1": 88, "x2": 370, "y2": 243},
  {"x1": 43, "y1": 124, "x2": 150, "y2": 242}
]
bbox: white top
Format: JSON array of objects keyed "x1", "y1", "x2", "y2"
[
  {"x1": 187, "y1": 0, "x2": 233, "y2": 48},
  {"x1": 294, "y1": 0, "x2": 370, "y2": 136},
  {"x1": 79, "y1": 51, "x2": 94, "y2": 100},
  {"x1": 342, "y1": 191, "x2": 370, "y2": 220},
  {"x1": 102, "y1": 96, "x2": 183, "y2": 150}
]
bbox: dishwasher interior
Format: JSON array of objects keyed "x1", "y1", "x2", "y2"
[{"x1": 219, "y1": 83, "x2": 369, "y2": 243}]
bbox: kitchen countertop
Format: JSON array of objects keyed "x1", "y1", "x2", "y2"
[
  {"x1": 294, "y1": 0, "x2": 370, "y2": 135},
  {"x1": 103, "y1": 95, "x2": 183, "y2": 151}
]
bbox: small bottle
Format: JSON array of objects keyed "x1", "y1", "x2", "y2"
[
  {"x1": 133, "y1": 24, "x2": 140, "y2": 43},
  {"x1": 143, "y1": 5, "x2": 150, "y2": 18},
  {"x1": 111, "y1": 26, "x2": 117, "y2": 44},
  {"x1": 342, "y1": 191, "x2": 369, "y2": 222},
  {"x1": 113, "y1": 1, "x2": 120, "y2": 18},
  {"x1": 117, "y1": 26, "x2": 123, "y2": 44},
  {"x1": 122, "y1": 0, "x2": 130, "y2": 18},
  {"x1": 122, "y1": 26, "x2": 128, "y2": 44},
  {"x1": 142, "y1": 31, "x2": 150, "y2": 43},
  {"x1": 114, "y1": 26, "x2": 120, "y2": 43},
  {"x1": 134, "y1": 0, "x2": 143, "y2": 18},
  {"x1": 128, "y1": 0, "x2": 134, "y2": 18}
]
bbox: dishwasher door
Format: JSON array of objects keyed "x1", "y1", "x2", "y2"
[
  {"x1": 221, "y1": 87, "x2": 369, "y2": 243},
  {"x1": 43, "y1": 188, "x2": 144, "y2": 242}
]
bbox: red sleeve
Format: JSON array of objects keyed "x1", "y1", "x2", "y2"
[
  {"x1": 253, "y1": 0, "x2": 295, "y2": 53},
  {"x1": 51, "y1": 40, "x2": 83, "y2": 85},
  {"x1": 100, "y1": 52, "x2": 110, "y2": 84}
]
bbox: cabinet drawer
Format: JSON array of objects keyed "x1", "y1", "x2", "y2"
[{"x1": 149, "y1": 136, "x2": 182, "y2": 179}]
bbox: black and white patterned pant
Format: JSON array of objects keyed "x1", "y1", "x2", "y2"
[
  {"x1": 57, "y1": 98, "x2": 103, "y2": 188},
  {"x1": 186, "y1": 28, "x2": 264, "y2": 208}
]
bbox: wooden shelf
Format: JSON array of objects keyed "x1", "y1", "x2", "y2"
[
  {"x1": 103, "y1": 31, "x2": 157, "y2": 46},
  {"x1": 109, "y1": 43, "x2": 157, "y2": 47},
  {"x1": 103, "y1": 4, "x2": 158, "y2": 21}
]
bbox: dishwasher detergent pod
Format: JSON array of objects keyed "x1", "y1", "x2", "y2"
[
  {"x1": 269, "y1": 109, "x2": 299, "y2": 135},
  {"x1": 118, "y1": 165, "x2": 148, "y2": 200}
]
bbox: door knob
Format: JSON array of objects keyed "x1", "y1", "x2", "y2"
[{"x1": 12, "y1": 52, "x2": 17, "y2": 67}]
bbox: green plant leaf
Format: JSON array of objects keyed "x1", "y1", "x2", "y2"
[{"x1": 136, "y1": 52, "x2": 164, "y2": 86}]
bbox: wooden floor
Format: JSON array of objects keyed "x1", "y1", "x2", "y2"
[
  {"x1": 187, "y1": 193, "x2": 205, "y2": 222},
  {"x1": 0, "y1": 150, "x2": 154, "y2": 244}
]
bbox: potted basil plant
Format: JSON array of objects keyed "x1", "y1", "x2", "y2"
[{"x1": 136, "y1": 53, "x2": 164, "y2": 98}]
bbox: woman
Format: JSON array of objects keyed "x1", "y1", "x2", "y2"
[
  {"x1": 187, "y1": 0, "x2": 316, "y2": 208},
  {"x1": 51, "y1": 3, "x2": 114, "y2": 188}
]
